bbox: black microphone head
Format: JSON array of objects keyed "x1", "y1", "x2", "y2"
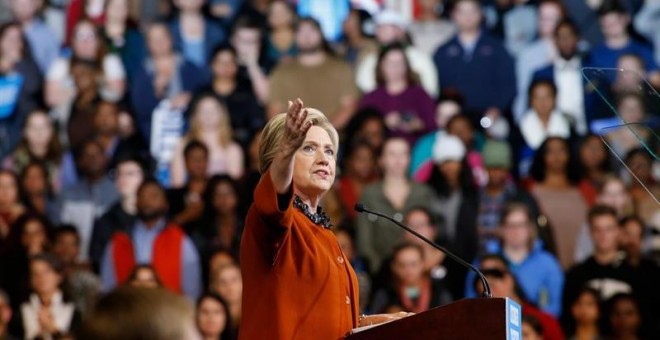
[{"x1": 354, "y1": 203, "x2": 366, "y2": 213}]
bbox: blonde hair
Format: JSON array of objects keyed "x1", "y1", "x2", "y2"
[
  {"x1": 186, "y1": 94, "x2": 233, "y2": 147},
  {"x1": 258, "y1": 108, "x2": 339, "y2": 174}
]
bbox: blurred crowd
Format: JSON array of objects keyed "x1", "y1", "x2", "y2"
[{"x1": 0, "y1": 0, "x2": 659, "y2": 339}]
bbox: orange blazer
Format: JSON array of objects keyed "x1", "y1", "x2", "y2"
[{"x1": 240, "y1": 170, "x2": 360, "y2": 340}]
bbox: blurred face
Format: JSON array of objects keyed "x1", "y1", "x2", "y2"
[
  {"x1": 94, "y1": 103, "x2": 119, "y2": 135},
  {"x1": 115, "y1": 162, "x2": 144, "y2": 198},
  {"x1": 597, "y1": 180, "x2": 629, "y2": 214},
  {"x1": 185, "y1": 147, "x2": 209, "y2": 179},
  {"x1": 147, "y1": 25, "x2": 173, "y2": 57},
  {"x1": 73, "y1": 22, "x2": 99, "y2": 60},
  {"x1": 174, "y1": 0, "x2": 204, "y2": 12},
  {"x1": 79, "y1": 143, "x2": 107, "y2": 178},
  {"x1": 620, "y1": 220, "x2": 644, "y2": 256},
  {"x1": 617, "y1": 56, "x2": 644, "y2": 75},
  {"x1": 360, "y1": 119, "x2": 385, "y2": 150},
  {"x1": 335, "y1": 230, "x2": 355, "y2": 260},
  {"x1": 530, "y1": 83, "x2": 556, "y2": 118},
  {"x1": 380, "y1": 49, "x2": 408, "y2": 83},
  {"x1": 209, "y1": 252, "x2": 234, "y2": 274},
  {"x1": 0, "y1": 296, "x2": 10, "y2": 327},
  {"x1": 0, "y1": 25, "x2": 23, "y2": 61},
  {"x1": 404, "y1": 210, "x2": 436, "y2": 243},
  {"x1": 347, "y1": 145, "x2": 375, "y2": 180},
  {"x1": 53, "y1": 232, "x2": 79, "y2": 265},
  {"x1": 538, "y1": 2, "x2": 563, "y2": 37},
  {"x1": 22, "y1": 164, "x2": 47, "y2": 195},
  {"x1": 392, "y1": 248, "x2": 425, "y2": 286},
  {"x1": 435, "y1": 101, "x2": 461, "y2": 128},
  {"x1": 571, "y1": 291, "x2": 600, "y2": 324},
  {"x1": 130, "y1": 267, "x2": 159, "y2": 288},
  {"x1": 439, "y1": 160, "x2": 462, "y2": 187},
  {"x1": 212, "y1": 50, "x2": 238, "y2": 80},
  {"x1": 599, "y1": 12, "x2": 629, "y2": 39},
  {"x1": 615, "y1": 57, "x2": 644, "y2": 91},
  {"x1": 268, "y1": 2, "x2": 294, "y2": 28},
  {"x1": 0, "y1": 173, "x2": 19, "y2": 207},
  {"x1": 626, "y1": 153, "x2": 652, "y2": 182},
  {"x1": 30, "y1": 260, "x2": 61, "y2": 296},
  {"x1": 106, "y1": 0, "x2": 128, "y2": 21},
  {"x1": 379, "y1": 139, "x2": 410, "y2": 178},
  {"x1": 197, "y1": 298, "x2": 227, "y2": 338},
  {"x1": 484, "y1": 273, "x2": 514, "y2": 298},
  {"x1": 21, "y1": 219, "x2": 47, "y2": 253},
  {"x1": 375, "y1": 24, "x2": 404, "y2": 45},
  {"x1": 213, "y1": 266, "x2": 242, "y2": 305},
  {"x1": 610, "y1": 298, "x2": 640, "y2": 335},
  {"x1": 487, "y1": 167, "x2": 509, "y2": 188},
  {"x1": 296, "y1": 21, "x2": 323, "y2": 53},
  {"x1": 194, "y1": 97, "x2": 224, "y2": 131},
  {"x1": 544, "y1": 139, "x2": 569, "y2": 173},
  {"x1": 501, "y1": 210, "x2": 532, "y2": 249},
  {"x1": 137, "y1": 183, "x2": 168, "y2": 221},
  {"x1": 293, "y1": 126, "x2": 337, "y2": 198},
  {"x1": 212, "y1": 181, "x2": 237, "y2": 215},
  {"x1": 590, "y1": 214, "x2": 620, "y2": 253},
  {"x1": 555, "y1": 24, "x2": 578, "y2": 59},
  {"x1": 24, "y1": 112, "x2": 53, "y2": 149},
  {"x1": 521, "y1": 322, "x2": 543, "y2": 340},
  {"x1": 452, "y1": 1, "x2": 482, "y2": 32},
  {"x1": 580, "y1": 137, "x2": 606, "y2": 171},
  {"x1": 617, "y1": 96, "x2": 645, "y2": 123},
  {"x1": 10, "y1": 0, "x2": 38, "y2": 22},
  {"x1": 342, "y1": 10, "x2": 361, "y2": 37},
  {"x1": 447, "y1": 118, "x2": 473, "y2": 147},
  {"x1": 231, "y1": 28, "x2": 261, "y2": 61}
]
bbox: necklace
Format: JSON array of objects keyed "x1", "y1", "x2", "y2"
[{"x1": 293, "y1": 195, "x2": 332, "y2": 229}]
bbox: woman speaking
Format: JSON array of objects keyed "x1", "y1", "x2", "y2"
[{"x1": 240, "y1": 99, "x2": 407, "y2": 339}]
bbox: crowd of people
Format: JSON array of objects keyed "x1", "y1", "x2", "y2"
[{"x1": 0, "y1": 0, "x2": 659, "y2": 339}]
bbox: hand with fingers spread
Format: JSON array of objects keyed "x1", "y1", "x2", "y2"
[{"x1": 282, "y1": 98, "x2": 313, "y2": 154}]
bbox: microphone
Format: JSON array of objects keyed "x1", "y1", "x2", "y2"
[{"x1": 354, "y1": 203, "x2": 492, "y2": 298}]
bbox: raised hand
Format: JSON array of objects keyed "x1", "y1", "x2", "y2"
[{"x1": 283, "y1": 98, "x2": 312, "y2": 152}]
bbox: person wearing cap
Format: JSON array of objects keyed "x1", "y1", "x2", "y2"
[{"x1": 355, "y1": 8, "x2": 439, "y2": 97}]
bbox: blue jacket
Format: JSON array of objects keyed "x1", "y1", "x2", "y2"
[
  {"x1": 169, "y1": 18, "x2": 226, "y2": 69},
  {"x1": 465, "y1": 240, "x2": 564, "y2": 317}
]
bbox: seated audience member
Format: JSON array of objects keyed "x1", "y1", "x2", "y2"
[
  {"x1": 579, "y1": 135, "x2": 613, "y2": 191},
  {"x1": 130, "y1": 21, "x2": 209, "y2": 143},
  {"x1": 370, "y1": 243, "x2": 452, "y2": 314},
  {"x1": 2, "y1": 111, "x2": 63, "y2": 193},
  {"x1": 196, "y1": 292, "x2": 234, "y2": 340},
  {"x1": 357, "y1": 137, "x2": 436, "y2": 275},
  {"x1": 359, "y1": 43, "x2": 436, "y2": 147},
  {"x1": 228, "y1": 17, "x2": 271, "y2": 103},
  {"x1": 433, "y1": 0, "x2": 515, "y2": 127},
  {"x1": 267, "y1": 17, "x2": 358, "y2": 129},
  {"x1": 343, "y1": 108, "x2": 388, "y2": 156},
  {"x1": 475, "y1": 264, "x2": 564, "y2": 340},
  {"x1": 532, "y1": 19, "x2": 590, "y2": 134},
  {"x1": 102, "y1": 0, "x2": 147, "y2": 80},
  {"x1": 264, "y1": 1, "x2": 297, "y2": 64},
  {"x1": 127, "y1": 264, "x2": 162, "y2": 289},
  {"x1": 603, "y1": 293, "x2": 643, "y2": 340},
  {"x1": 168, "y1": 141, "x2": 210, "y2": 226},
  {"x1": 624, "y1": 148, "x2": 659, "y2": 226},
  {"x1": 170, "y1": 93, "x2": 244, "y2": 186},
  {"x1": 100, "y1": 179, "x2": 201, "y2": 299},
  {"x1": 408, "y1": 0, "x2": 456, "y2": 56},
  {"x1": 440, "y1": 114, "x2": 487, "y2": 187},
  {"x1": 58, "y1": 140, "x2": 118, "y2": 263},
  {"x1": 410, "y1": 94, "x2": 464, "y2": 175},
  {"x1": 8, "y1": 0, "x2": 60, "y2": 74},
  {"x1": 402, "y1": 207, "x2": 447, "y2": 280},
  {"x1": 0, "y1": 22, "x2": 43, "y2": 158},
  {"x1": 210, "y1": 263, "x2": 242, "y2": 332},
  {"x1": 90, "y1": 156, "x2": 144, "y2": 270},
  {"x1": 169, "y1": 0, "x2": 226, "y2": 69},
  {"x1": 90, "y1": 101, "x2": 149, "y2": 167},
  {"x1": 334, "y1": 140, "x2": 378, "y2": 225},
  {"x1": 19, "y1": 161, "x2": 58, "y2": 220},
  {"x1": 562, "y1": 206, "x2": 638, "y2": 322},
  {"x1": 190, "y1": 175, "x2": 243, "y2": 271},
  {"x1": 78, "y1": 287, "x2": 198, "y2": 340},
  {"x1": 205, "y1": 45, "x2": 266, "y2": 148},
  {"x1": 603, "y1": 93, "x2": 652, "y2": 158},
  {"x1": 513, "y1": 80, "x2": 577, "y2": 178},
  {"x1": 337, "y1": 8, "x2": 378, "y2": 68},
  {"x1": 522, "y1": 315, "x2": 545, "y2": 340},
  {"x1": 17, "y1": 254, "x2": 81, "y2": 340},
  {"x1": 356, "y1": 9, "x2": 438, "y2": 97},
  {"x1": 51, "y1": 226, "x2": 100, "y2": 315},
  {"x1": 566, "y1": 287, "x2": 603, "y2": 340},
  {"x1": 527, "y1": 137, "x2": 591, "y2": 269}
]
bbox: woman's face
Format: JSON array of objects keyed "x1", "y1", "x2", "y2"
[
  {"x1": 571, "y1": 291, "x2": 600, "y2": 324},
  {"x1": 610, "y1": 298, "x2": 641, "y2": 335},
  {"x1": 73, "y1": 22, "x2": 99, "y2": 60},
  {"x1": 268, "y1": 2, "x2": 294, "y2": 29},
  {"x1": 21, "y1": 165, "x2": 47, "y2": 196},
  {"x1": 360, "y1": 119, "x2": 385, "y2": 150},
  {"x1": 379, "y1": 139, "x2": 410, "y2": 178},
  {"x1": 447, "y1": 118, "x2": 473, "y2": 148},
  {"x1": 131, "y1": 268, "x2": 159, "y2": 288},
  {"x1": 347, "y1": 145, "x2": 375, "y2": 180},
  {"x1": 617, "y1": 96, "x2": 645, "y2": 123},
  {"x1": 544, "y1": 139, "x2": 569, "y2": 173},
  {"x1": 194, "y1": 98, "x2": 223, "y2": 130},
  {"x1": 213, "y1": 181, "x2": 237, "y2": 215},
  {"x1": 293, "y1": 126, "x2": 337, "y2": 198},
  {"x1": 212, "y1": 50, "x2": 238, "y2": 80},
  {"x1": 439, "y1": 160, "x2": 462, "y2": 187},
  {"x1": 0, "y1": 25, "x2": 23, "y2": 61},
  {"x1": 598, "y1": 179, "x2": 629, "y2": 213},
  {"x1": 106, "y1": 0, "x2": 128, "y2": 21},
  {"x1": 530, "y1": 83, "x2": 556, "y2": 118},
  {"x1": 115, "y1": 162, "x2": 144, "y2": 198},
  {"x1": 197, "y1": 298, "x2": 227, "y2": 338},
  {"x1": 30, "y1": 260, "x2": 61, "y2": 296},
  {"x1": 147, "y1": 25, "x2": 173, "y2": 57},
  {"x1": 0, "y1": 173, "x2": 19, "y2": 207},
  {"x1": 213, "y1": 267, "x2": 242, "y2": 305},
  {"x1": 435, "y1": 101, "x2": 461, "y2": 128},
  {"x1": 501, "y1": 210, "x2": 532, "y2": 249},
  {"x1": 24, "y1": 113, "x2": 53, "y2": 150},
  {"x1": 392, "y1": 248, "x2": 425, "y2": 286},
  {"x1": 380, "y1": 50, "x2": 408, "y2": 84},
  {"x1": 22, "y1": 219, "x2": 47, "y2": 253},
  {"x1": 579, "y1": 137, "x2": 606, "y2": 171}
]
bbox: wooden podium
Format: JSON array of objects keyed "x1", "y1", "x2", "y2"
[{"x1": 346, "y1": 298, "x2": 522, "y2": 340}]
